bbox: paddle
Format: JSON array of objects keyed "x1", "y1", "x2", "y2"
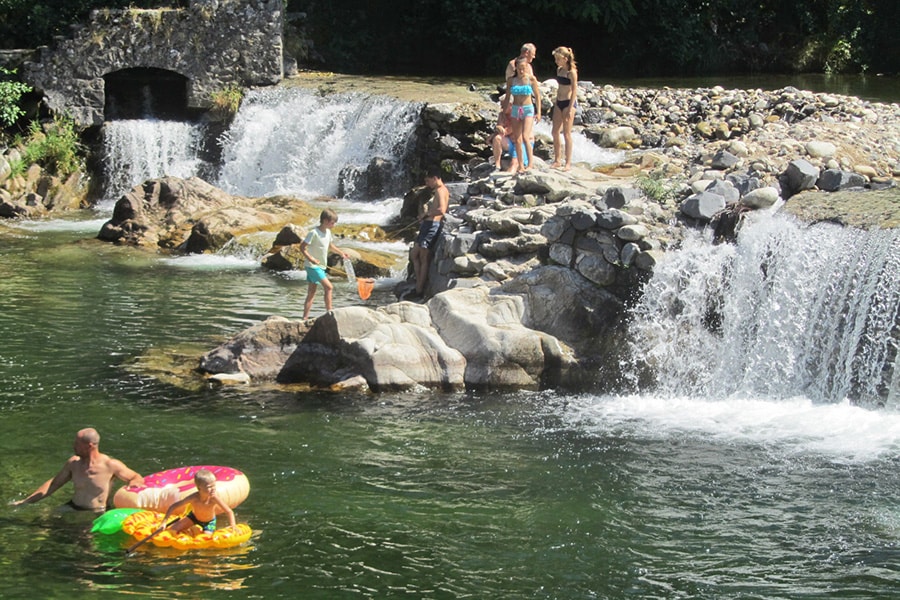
[{"x1": 123, "y1": 516, "x2": 180, "y2": 556}]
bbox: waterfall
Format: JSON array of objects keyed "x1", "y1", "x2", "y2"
[
  {"x1": 101, "y1": 119, "x2": 208, "y2": 201},
  {"x1": 627, "y1": 213, "x2": 900, "y2": 407},
  {"x1": 532, "y1": 121, "x2": 623, "y2": 167},
  {"x1": 217, "y1": 87, "x2": 421, "y2": 199}
]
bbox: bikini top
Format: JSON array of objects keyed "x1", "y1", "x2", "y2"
[
  {"x1": 556, "y1": 70, "x2": 572, "y2": 86},
  {"x1": 510, "y1": 84, "x2": 533, "y2": 97}
]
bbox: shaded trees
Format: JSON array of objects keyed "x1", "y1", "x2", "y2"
[
  {"x1": 292, "y1": 0, "x2": 895, "y2": 76},
  {"x1": 1, "y1": 0, "x2": 894, "y2": 76},
  {"x1": 0, "y1": 0, "x2": 183, "y2": 49}
]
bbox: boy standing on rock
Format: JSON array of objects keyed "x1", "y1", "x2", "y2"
[
  {"x1": 411, "y1": 168, "x2": 449, "y2": 299},
  {"x1": 300, "y1": 208, "x2": 348, "y2": 320}
]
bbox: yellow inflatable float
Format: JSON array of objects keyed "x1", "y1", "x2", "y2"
[{"x1": 122, "y1": 510, "x2": 252, "y2": 550}]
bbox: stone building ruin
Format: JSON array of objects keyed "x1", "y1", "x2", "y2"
[{"x1": 22, "y1": 0, "x2": 284, "y2": 126}]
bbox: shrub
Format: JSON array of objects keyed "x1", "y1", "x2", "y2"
[
  {"x1": 210, "y1": 85, "x2": 244, "y2": 119},
  {"x1": 637, "y1": 172, "x2": 680, "y2": 204},
  {"x1": 18, "y1": 116, "x2": 84, "y2": 177},
  {"x1": 0, "y1": 67, "x2": 31, "y2": 128}
]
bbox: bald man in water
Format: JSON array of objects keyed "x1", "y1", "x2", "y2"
[{"x1": 11, "y1": 428, "x2": 144, "y2": 512}]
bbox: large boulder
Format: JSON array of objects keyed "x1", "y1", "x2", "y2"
[
  {"x1": 499, "y1": 266, "x2": 625, "y2": 357},
  {"x1": 782, "y1": 159, "x2": 820, "y2": 197},
  {"x1": 680, "y1": 191, "x2": 726, "y2": 220},
  {"x1": 279, "y1": 305, "x2": 467, "y2": 391},
  {"x1": 201, "y1": 287, "x2": 579, "y2": 392},
  {"x1": 427, "y1": 286, "x2": 576, "y2": 389},
  {"x1": 199, "y1": 316, "x2": 311, "y2": 379},
  {"x1": 97, "y1": 176, "x2": 316, "y2": 251}
]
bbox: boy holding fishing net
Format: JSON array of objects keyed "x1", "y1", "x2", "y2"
[{"x1": 301, "y1": 209, "x2": 349, "y2": 320}]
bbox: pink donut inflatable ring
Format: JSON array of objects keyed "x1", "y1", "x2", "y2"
[{"x1": 113, "y1": 465, "x2": 250, "y2": 512}]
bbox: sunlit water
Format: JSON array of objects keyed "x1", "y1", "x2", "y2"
[
  {"x1": 2, "y1": 208, "x2": 899, "y2": 599},
  {"x1": 4, "y1": 76, "x2": 900, "y2": 598},
  {"x1": 218, "y1": 87, "x2": 420, "y2": 200},
  {"x1": 100, "y1": 119, "x2": 209, "y2": 201}
]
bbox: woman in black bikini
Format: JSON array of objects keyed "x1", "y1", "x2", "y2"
[{"x1": 551, "y1": 47, "x2": 578, "y2": 171}]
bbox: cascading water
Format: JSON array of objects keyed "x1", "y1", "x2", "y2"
[
  {"x1": 217, "y1": 87, "x2": 420, "y2": 200},
  {"x1": 627, "y1": 212, "x2": 899, "y2": 407},
  {"x1": 532, "y1": 120, "x2": 623, "y2": 167},
  {"x1": 100, "y1": 119, "x2": 208, "y2": 202}
]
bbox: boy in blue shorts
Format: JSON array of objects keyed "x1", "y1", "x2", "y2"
[
  {"x1": 300, "y1": 208, "x2": 348, "y2": 320},
  {"x1": 411, "y1": 168, "x2": 449, "y2": 298}
]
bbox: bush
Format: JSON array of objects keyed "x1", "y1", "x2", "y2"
[
  {"x1": 210, "y1": 85, "x2": 244, "y2": 119},
  {"x1": 0, "y1": 67, "x2": 31, "y2": 128},
  {"x1": 637, "y1": 172, "x2": 680, "y2": 204},
  {"x1": 16, "y1": 117, "x2": 84, "y2": 177}
]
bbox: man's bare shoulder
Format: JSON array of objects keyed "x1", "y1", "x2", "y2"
[{"x1": 101, "y1": 454, "x2": 134, "y2": 474}]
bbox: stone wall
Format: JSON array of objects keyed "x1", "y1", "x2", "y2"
[{"x1": 22, "y1": 0, "x2": 283, "y2": 126}]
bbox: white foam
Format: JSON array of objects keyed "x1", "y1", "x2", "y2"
[
  {"x1": 326, "y1": 197, "x2": 405, "y2": 226},
  {"x1": 218, "y1": 88, "x2": 419, "y2": 200},
  {"x1": 11, "y1": 218, "x2": 108, "y2": 233},
  {"x1": 561, "y1": 393, "x2": 900, "y2": 463},
  {"x1": 533, "y1": 120, "x2": 623, "y2": 167},
  {"x1": 158, "y1": 254, "x2": 259, "y2": 270},
  {"x1": 101, "y1": 119, "x2": 207, "y2": 201}
]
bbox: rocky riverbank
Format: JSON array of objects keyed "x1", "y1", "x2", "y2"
[
  {"x1": 189, "y1": 77, "x2": 899, "y2": 393},
  {"x1": 5, "y1": 74, "x2": 899, "y2": 393}
]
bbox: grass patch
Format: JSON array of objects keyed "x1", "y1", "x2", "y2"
[
  {"x1": 637, "y1": 172, "x2": 681, "y2": 204},
  {"x1": 210, "y1": 84, "x2": 244, "y2": 119},
  {"x1": 12, "y1": 117, "x2": 85, "y2": 178}
]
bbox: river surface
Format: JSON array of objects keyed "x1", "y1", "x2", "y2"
[
  {"x1": 3, "y1": 70, "x2": 900, "y2": 598},
  {"x1": 2, "y1": 209, "x2": 899, "y2": 599}
]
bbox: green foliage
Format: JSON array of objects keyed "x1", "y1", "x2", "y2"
[
  {"x1": 532, "y1": 0, "x2": 637, "y2": 29},
  {"x1": 0, "y1": 0, "x2": 182, "y2": 49},
  {"x1": 0, "y1": 67, "x2": 31, "y2": 128},
  {"x1": 637, "y1": 172, "x2": 680, "y2": 204},
  {"x1": 17, "y1": 117, "x2": 84, "y2": 177},
  {"x1": 1, "y1": 0, "x2": 895, "y2": 76},
  {"x1": 825, "y1": 39, "x2": 854, "y2": 73}
]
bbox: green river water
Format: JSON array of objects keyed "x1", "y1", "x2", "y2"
[{"x1": 1, "y1": 205, "x2": 899, "y2": 595}]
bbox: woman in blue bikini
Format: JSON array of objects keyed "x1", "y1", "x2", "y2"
[
  {"x1": 551, "y1": 46, "x2": 578, "y2": 171},
  {"x1": 506, "y1": 57, "x2": 541, "y2": 172}
]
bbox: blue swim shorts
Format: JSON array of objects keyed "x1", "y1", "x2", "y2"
[
  {"x1": 510, "y1": 104, "x2": 535, "y2": 120},
  {"x1": 305, "y1": 265, "x2": 327, "y2": 284},
  {"x1": 416, "y1": 220, "x2": 443, "y2": 250}
]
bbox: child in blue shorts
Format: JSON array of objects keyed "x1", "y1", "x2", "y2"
[{"x1": 300, "y1": 208, "x2": 349, "y2": 320}]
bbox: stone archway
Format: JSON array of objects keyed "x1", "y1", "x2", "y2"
[
  {"x1": 104, "y1": 68, "x2": 192, "y2": 121},
  {"x1": 23, "y1": 0, "x2": 284, "y2": 127}
]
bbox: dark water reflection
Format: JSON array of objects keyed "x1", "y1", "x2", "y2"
[{"x1": 2, "y1": 216, "x2": 899, "y2": 598}]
